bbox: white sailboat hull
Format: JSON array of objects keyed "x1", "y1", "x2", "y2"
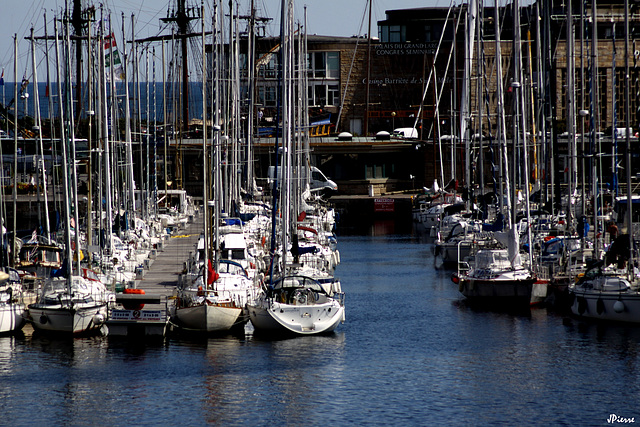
[
  {"x1": 0, "y1": 303, "x2": 26, "y2": 334},
  {"x1": 248, "y1": 300, "x2": 345, "y2": 335},
  {"x1": 27, "y1": 303, "x2": 108, "y2": 334},
  {"x1": 569, "y1": 291, "x2": 640, "y2": 323},
  {"x1": 174, "y1": 303, "x2": 243, "y2": 332}
]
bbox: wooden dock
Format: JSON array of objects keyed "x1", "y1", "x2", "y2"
[
  {"x1": 135, "y1": 214, "x2": 203, "y2": 297},
  {"x1": 105, "y1": 213, "x2": 203, "y2": 337}
]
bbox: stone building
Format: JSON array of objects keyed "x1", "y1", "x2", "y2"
[{"x1": 229, "y1": 1, "x2": 640, "y2": 196}]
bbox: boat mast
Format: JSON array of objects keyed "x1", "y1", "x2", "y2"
[
  {"x1": 509, "y1": 0, "x2": 521, "y2": 268},
  {"x1": 460, "y1": 0, "x2": 477, "y2": 201},
  {"x1": 161, "y1": 0, "x2": 195, "y2": 128},
  {"x1": 201, "y1": 0, "x2": 210, "y2": 286},
  {"x1": 12, "y1": 34, "x2": 18, "y2": 267},
  {"x1": 160, "y1": 0, "x2": 199, "y2": 190},
  {"x1": 152, "y1": 46, "x2": 158, "y2": 219},
  {"x1": 303, "y1": 8, "x2": 310, "y2": 192},
  {"x1": 589, "y1": 0, "x2": 599, "y2": 254},
  {"x1": 162, "y1": 39, "x2": 168, "y2": 203},
  {"x1": 476, "y1": 0, "x2": 484, "y2": 200},
  {"x1": 244, "y1": 0, "x2": 256, "y2": 195},
  {"x1": 566, "y1": 0, "x2": 577, "y2": 228},
  {"x1": 72, "y1": 0, "x2": 84, "y2": 121},
  {"x1": 44, "y1": 11, "x2": 57, "y2": 217},
  {"x1": 624, "y1": 0, "x2": 633, "y2": 278},
  {"x1": 535, "y1": 1, "x2": 547, "y2": 215},
  {"x1": 65, "y1": 13, "x2": 82, "y2": 275},
  {"x1": 494, "y1": 1, "x2": 511, "y2": 225},
  {"x1": 100, "y1": 9, "x2": 114, "y2": 257},
  {"x1": 281, "y1": 0, "x2": 294, "y2": 272},
  {"x1": 123, "y1": 14, "x2": 135, "y2": 222},
  {"x1": 54, "y1": 19, "x2": 72, "y2": 281},
  {"x1": 268, "y1": 0, "x2": 287, "y2": 283},
  {"x1": 213, "y1": 0, "x2": 221, "y2": 272},
  {"x1": 364, "y1": 0, "x2": 372, "y2": 137},
  {"x1": 87, "y1": 14, "x2": 94, "y2": 249},
  {"x1": 514, "y1": 0, "x2": 533, "y2": 269},
  {"x1": 30, "y1": 28, "x2": 51, "y2": 242}
]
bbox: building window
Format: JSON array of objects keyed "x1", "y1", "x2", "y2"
[
  {"x1": 327, "y1": 52, "x2": 339, "y2": 78},
  {"x1": 258, "y1": 86, "x2": 277, "y2": 107},
  {"x1": 314, "y1": 85, "x2": 327, "y2": 106},
  {"x1": 379, "y1": 26, "x2": 388, "y2": 42},
  {"x1": 379, "y1": 24, "x2": 406, "y2": 43},
  {"x1": 391, "y1": 25, "x2": 406, "y2": 42},
  {"x1": 328, "y1": 85, "x2": 339, "y2": 106},
  {"x1": 313, "y1": 52, "x2": 326, "y2": 78},
  {"x1": 307, "y1": 51, "x2": 339, "y2": 79},
  {"x1": 308, "y1": 84, "x2": 340, "y2": 107},
  {"x1": 424, "y1": 25, "x2": 431, "y2": 42}
]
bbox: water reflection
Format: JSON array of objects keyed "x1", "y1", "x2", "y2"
[{"x1": 198, "y1": 332, "x2": 347, "y2": 425}]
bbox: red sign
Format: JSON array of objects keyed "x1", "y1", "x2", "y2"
[{"x1": 374, "y1": 198, "x2": 395, "y2": 212}]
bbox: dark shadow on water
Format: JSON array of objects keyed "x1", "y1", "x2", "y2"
[
  {"x1": 337, "y1": 219, "x2": 414, "y2": 237},
  {"x1": 246, "y1": 328, "x2": 343, "y2": 342},
  {"x1": 453, "y1": 298, "x2": 533, "y2": 318},
  {"x1": 165, "y1": 323, "x2": 247, "y2": 347}
]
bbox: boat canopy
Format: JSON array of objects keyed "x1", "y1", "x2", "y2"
[{"x1": 272, "y1": 275, "x2": 326, "y2": 293}]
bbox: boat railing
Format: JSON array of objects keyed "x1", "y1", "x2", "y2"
[
  {"x1": 299, "y1": 255, "x2": 331, "y2": 272},
  {"x1": 534, "y1": 264, "x2": 551, "y2": 281},
  {"x1": 333, "y1": 291, "x2": 345, "y2": 307}
]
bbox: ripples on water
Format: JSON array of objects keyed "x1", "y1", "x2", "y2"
[{"x1": 1, "y1": 222, "x2": 640, "y2": 425}]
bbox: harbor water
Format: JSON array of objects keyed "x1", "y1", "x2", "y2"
[{"x1": 1, "y1": 221, "x2": 639, "y2": 425}]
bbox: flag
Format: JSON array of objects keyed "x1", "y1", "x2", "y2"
[
  {"x1": 207, "y1": 259, "x2": 219, "y2": 285},
  {"x1": 104, "y1": 32, "x2": 124, "y2": 81},
  {"x1": 0, "y1": 68, "x2": 4, "y2": 86}
]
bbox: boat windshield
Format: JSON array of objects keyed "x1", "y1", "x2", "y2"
[
  {"x1": 273, "y1": 275, "x2": 325, "y2": 293},
  {"x1": 218, "y1": 260, "x2": 248, "y2": 277}
]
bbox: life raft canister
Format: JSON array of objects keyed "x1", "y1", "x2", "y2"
[{"x1": 123, "y1": 288, "x2": 145, "y2": 310}]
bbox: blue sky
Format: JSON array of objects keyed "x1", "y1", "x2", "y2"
[{"x1": 0, "y1": 0, "x2": 447, "y2": 80}]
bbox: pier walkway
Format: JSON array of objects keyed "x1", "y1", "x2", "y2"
[
  {"x1": 135, "y1": 213, "x2": 203, "y2": 299},
  {"x1": 105, "y1": 213, "x2": 203, "y2": 336}
]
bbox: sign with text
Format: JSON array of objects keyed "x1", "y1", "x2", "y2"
[
  {"x1": 375, "y1": 42, "x2": 438, "y2": 56},
  {"x1": 374, "y1": 198, "x2": 395, "y2": 212},
  {"x1": 110, "y1": 310, "x2": 163, "y2": 321}
]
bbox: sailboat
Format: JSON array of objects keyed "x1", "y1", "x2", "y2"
[
  {"x1": 0, "y1": 270, "x2": 25, "y2": 334},
  {"x1": 453, "y1": 0, "x2": 536, "y2": 307},
  {"x1": 248, "y1": 1, "x2": 344, "y2": 335},
  {"x1": 26, "y1": 17, "x2": 113, "y2": 335},
  {"x1": 172, "y1": 3, "x2": 258, "y2": 333},
  {"x1": 568, "y1": 256, "x2": 640, "y2": 323},
  {"x1": 173, "y1": 258, "x2": 255, "y2": 332},
  {"x1": 27, "y1": 273, "x2": 112, "y2": 334},
  {"x1": 454, "y1": 243, "x2": 535, "y2": 307}
]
